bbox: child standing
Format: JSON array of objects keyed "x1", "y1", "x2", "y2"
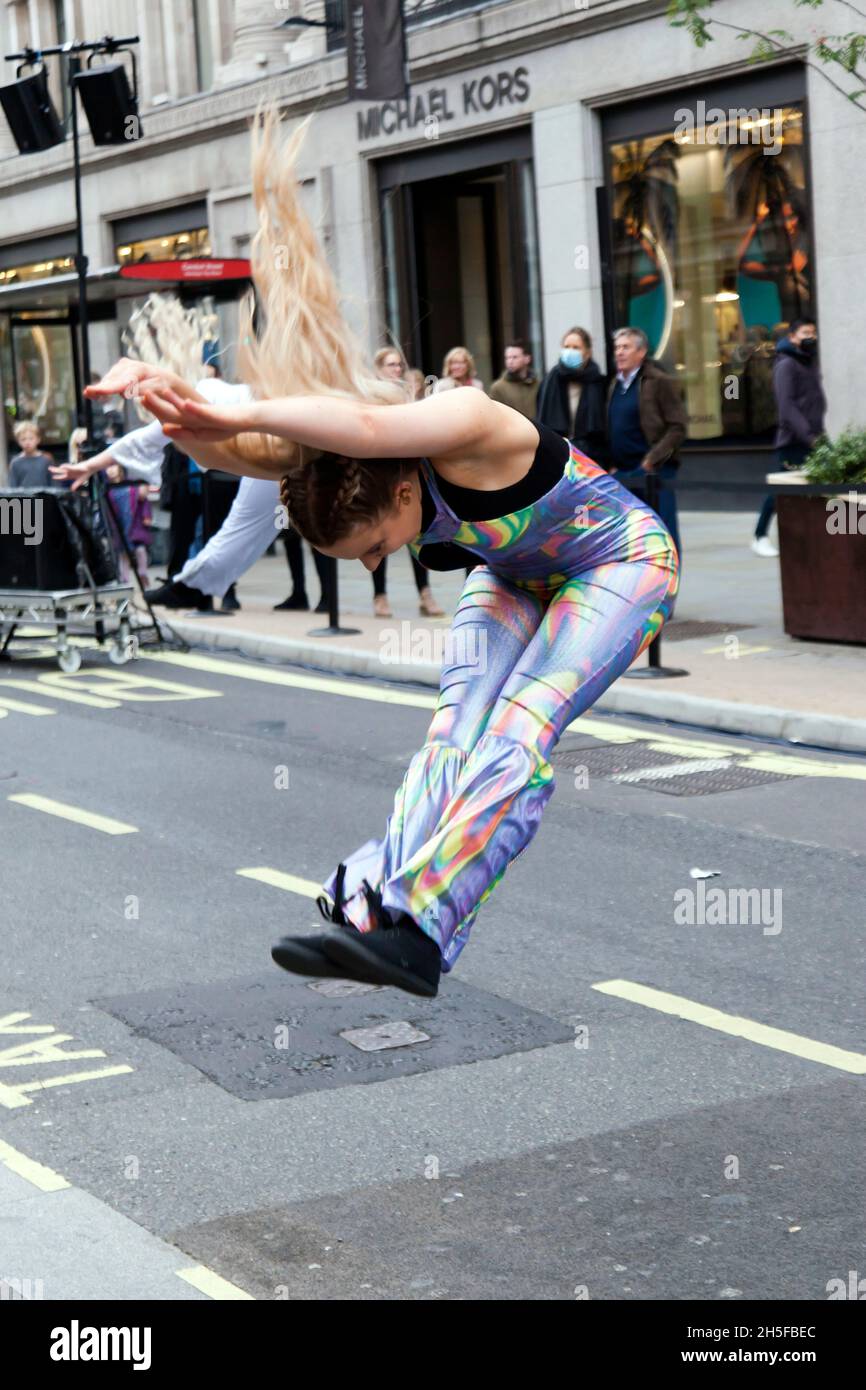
[{"x1": 8, "y1": 420, "x2": 54, "y2": 487}]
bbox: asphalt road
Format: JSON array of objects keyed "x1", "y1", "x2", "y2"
[{"x1": 1, "y1": 640, "x2": 865, "y2": 1302}]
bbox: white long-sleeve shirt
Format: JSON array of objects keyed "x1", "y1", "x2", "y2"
[{"x1": 108, "y1": 377, "x2": 252, "y2": 486}]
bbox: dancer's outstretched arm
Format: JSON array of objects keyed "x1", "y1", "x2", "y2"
[{"x1": 141, "y1": 382, "x2": 518, "y2": 480}]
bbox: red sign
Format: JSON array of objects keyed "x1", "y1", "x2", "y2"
[{"x1": 118, "y1": 258, "x2": 251, "y2": 282}]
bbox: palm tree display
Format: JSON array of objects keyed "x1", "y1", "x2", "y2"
[{"x1": 611, "y1": 137, "x2": 680, "y2": 347}]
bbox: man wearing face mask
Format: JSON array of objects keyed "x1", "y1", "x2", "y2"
[
  {"x1": 536, "y1": 326, "x2": 607, "y2": 461},
  {"x1": 752, "y1": 319, "x2": 825, "y2": 557}
]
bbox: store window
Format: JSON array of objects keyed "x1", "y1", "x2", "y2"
[
  {"x1": 605, "y1": 87, "x2": 811, "y2": 443},
  {"x1": 1, "y1": 311, "x2": 77, "y2": 447},
  {"x1": 0, "y1": 255, "x2": 75, "y2": 286},
  {"x1": 116, "y1": 227, "x2": 211, "y2": 265}
]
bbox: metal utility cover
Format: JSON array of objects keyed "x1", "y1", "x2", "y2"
[
  {"x1": 624, "y1": 764, "x2": 800, "y2": 797},
  {"x1": 340, "y1": 1022, "x2": 431, "y2": 1051},
  {"x1": 96, "y1": 973, "x2": 573, "y2": 1100}
]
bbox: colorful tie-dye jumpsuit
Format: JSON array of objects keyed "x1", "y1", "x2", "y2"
[{"x1": 321, "y1": 442, "x2": 679, "y2": 970}]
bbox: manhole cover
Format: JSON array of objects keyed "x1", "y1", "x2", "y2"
[
  {"x1": 340, "y1": 1022, "x2": 431, "y2": 1051},
  {"x1": 307, "y1": 979, "x2": 382, "y2": 998}
]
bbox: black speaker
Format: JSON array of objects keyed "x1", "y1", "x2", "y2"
[
  {"x1": 0, "y1": 489, "x2": 118, "y2": 590},
  {"x1": 75, "y1": 64, "x2": 141, "y2": 145},
  {"x1": 0, "y1": 70, "x2": 64, "y2": 153}
]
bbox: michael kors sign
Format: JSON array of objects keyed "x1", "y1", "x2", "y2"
[{"x1": 357, "y1": 66, "x2": 531, "y2": 143}]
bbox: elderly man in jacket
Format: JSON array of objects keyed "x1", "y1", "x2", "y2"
[{"x1": 606, "y1": 326, "x2": 687, "y2": 560}]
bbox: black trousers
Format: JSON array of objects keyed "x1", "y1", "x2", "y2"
[
  {"x1": 372, "y1": 551, "x2": 432, "y2": 597},
  {"x1": 203, "y1": 471, "x2": 240, "y2": 546},
  {"x1": 282, "y1": 528, "x2": 330, "y2": 596},
  {"x1": 166, "y1": 475, "x2": 204, "y2": 580}
]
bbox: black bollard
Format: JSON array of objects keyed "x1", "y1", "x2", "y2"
[
  {"x1": 307, "y1": 556, "x2": 361, "y2": 637},
  {"x1": 623, "y1": 470, "x2": 688, "y2": 680}
]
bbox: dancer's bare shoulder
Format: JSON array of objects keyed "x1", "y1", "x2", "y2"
[{"x1": 427, "y1": 393, "x2": 540, "y2": 491}]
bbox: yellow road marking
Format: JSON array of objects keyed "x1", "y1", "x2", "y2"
[
  {"x1": 135, "y1": 652, "x2": 866, "y2": 779},
  {"x1": 0, "y1": 1138, "x2": 70, "y2": 1191},
  {"x1": 569, "y1": 715, "x2": 743, "y2": 759},
  {"x1": 141, "y1": 649, "x2": 436, "y2": 709},
  {"x1": 569, "y1": 716, "x2": 866, "y2": 781},
  {"x1": 176, "y1": 1266, "x2": 255, "y2": 1300},
  {"x1": 0, "y1": 678, "x2": 119, "y2": 708},
  {"x1": 740, "y1": 751, "x2": 866, "y2": 781},
  {"x1": 593, "y1": 979, "x2": 866, "y2": 1074},
  {"x1": 237, "y1": 867, "x2": 321, "y2": 898},
  {"x1": 8, "y1": 794, "x2": 138, "y2": 835},
  {"x1": 6, "y1": 1061, "x2": 135, "y2": 1095},
  {"x1": 39, "y1": 669, "x2": 222, "y2": 703},
  {"x1": 703, "y1": 643, "x2": 773, "y2": 656},
  {"x1": 0, "y1": 694, "x2": 55, "y2": 715}
]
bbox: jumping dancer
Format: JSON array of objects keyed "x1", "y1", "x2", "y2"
[{"x1": 90, "y1": 112, "x2": 679, "y2": 1000}]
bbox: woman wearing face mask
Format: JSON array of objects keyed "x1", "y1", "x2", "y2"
[{"x1": 536, "y1": 327, "x2": 607, "y2": 463}]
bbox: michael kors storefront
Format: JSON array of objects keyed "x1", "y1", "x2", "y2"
[{"x1": 351, "y1": 41, "x2": 825, "y2": 501}]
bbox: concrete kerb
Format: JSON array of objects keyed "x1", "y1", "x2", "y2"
[{"x1": 162, "y1": 618, "x2": 866, "y2": 756}]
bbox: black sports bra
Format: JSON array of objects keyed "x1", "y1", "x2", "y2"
[{"x1": 416, "y1": 420, "x2": 570, "y2": 571}]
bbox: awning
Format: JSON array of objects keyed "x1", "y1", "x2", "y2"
[{"x1": 0, "y1": 260, "x2": 251, "y2": 312}]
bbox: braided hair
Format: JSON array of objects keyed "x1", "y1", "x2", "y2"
[{"x1": 279, "y1": 453, "x2": 417, "y2": 548}]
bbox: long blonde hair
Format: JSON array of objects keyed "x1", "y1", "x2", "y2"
[
  {"x1": 235, "y1": 106, "x2": 410, "y2": 483},
  {"x1": 122, "y1": 293, "x2": 213, "y2": 423}
]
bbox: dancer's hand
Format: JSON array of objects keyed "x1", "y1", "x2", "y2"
[
  {"x1": 49, "y1": 460, "x2": 99, "y2": 491},
  {"x1": 142, "y1": 386, "x2": 257, "y2": 444},
  {"x1": 86, "y1": 357, "x2": 193, "y2": 405}
]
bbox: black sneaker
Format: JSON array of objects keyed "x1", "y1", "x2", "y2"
[
  {"x1": 323, "y1": 882, "x2": 441, "y2": 997},
  {"x1": 221, "y1": 585, "x2": 240, "y2": 612},
  {"x1": 145, "y1": 579, "x2": 211, "y2": 611},
  {"x1": 273, "y1": 592, "x2": 310, "y2": 611},
  {"x1": 271, "y1": 931, "x2": 371, "y2": 980},
  {"x1": 314, "y1": 595, "x2": 329, "y2": 614},
  {"x1": 271, "y1": 863, "x2": 374, "y2": 982}
]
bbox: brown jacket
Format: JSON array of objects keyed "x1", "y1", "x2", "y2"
[
  {"x1": 606, "y1": 359, "x2": 688, "y2": 469},
  {"x1": 488, "y1": 372, "x2": 539, "y2": 419}
]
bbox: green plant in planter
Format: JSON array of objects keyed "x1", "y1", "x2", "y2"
[{"x1": 804, "y1": 429, "x2": 866, "y2": 486}]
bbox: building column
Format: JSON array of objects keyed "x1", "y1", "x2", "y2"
[
  {"x1": 532, "y1": 103, "x2": 607, "y2": 374},
  {"x1": 213, "y1": 0, "x2": 292, "y2": 86}
]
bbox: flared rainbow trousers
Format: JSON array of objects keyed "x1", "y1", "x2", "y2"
[{"x1": 322, "y1": 459, "x2": 679, "y2": 971}]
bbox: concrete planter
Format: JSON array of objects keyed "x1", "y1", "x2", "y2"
[{"x1": 767, "y1": 472, "x2": 866, "y2": 644}]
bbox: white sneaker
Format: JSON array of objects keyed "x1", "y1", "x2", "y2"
[{"x1": 751, "y1": 536, "x2": 779, "y2": 558}]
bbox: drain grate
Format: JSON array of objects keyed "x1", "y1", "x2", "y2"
[
  {"x1": 553, "y1": 743, "x2": 689, "y2": 778},
  {"x1": 621, "y1": 764, "x2": 799, "y2": 797},
  {"x1": 553, "y1": 740, "x2": 803, "y2": 797},
  {"x1": 662, "y1": 620, "x2": 753, "y2": 643}
]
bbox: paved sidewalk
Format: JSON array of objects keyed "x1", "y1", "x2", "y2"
[{"x1": 145, "y1": 511, "x2": 866, "y2": 752}]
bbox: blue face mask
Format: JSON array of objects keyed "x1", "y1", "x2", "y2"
[{"x1": 560, "y1": 348, "x2": 583, "y2": 369}]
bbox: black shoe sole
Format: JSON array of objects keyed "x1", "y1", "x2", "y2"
[
  {"x1": 271, "y1": 935, "x2": 378, "y2": 982},
  {"x1": 323, "y1": 933, "x2": 439, "y2": 998}
]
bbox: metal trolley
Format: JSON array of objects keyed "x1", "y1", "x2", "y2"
[{"x1": 0, "y1": 581, "x2": 137, "y2": 673}]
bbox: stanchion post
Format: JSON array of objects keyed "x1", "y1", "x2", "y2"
[
  {"x1": 622, "y1": 468, "x2": 688, "y2": 680},
  {"x1": 307, "y1": 555, "x2": 361, "y2": 637}
]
